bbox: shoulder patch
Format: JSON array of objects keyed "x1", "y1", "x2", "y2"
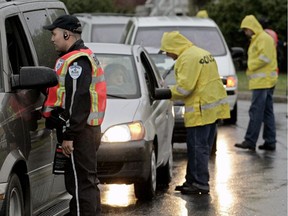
[{"x1": 69, "y1": 62, "x2": 82, "y2": 79}]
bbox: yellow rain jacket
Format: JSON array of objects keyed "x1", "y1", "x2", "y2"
[
  {"x1": 160, "y1": 31, "x2": 230, "y2": 127},
  {"x1": 240, "y1": 15, "x2": 278, "y2": 90}
]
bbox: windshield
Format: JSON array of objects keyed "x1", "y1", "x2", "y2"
[
  {"x1": 135, "y1": 26, "x2": 226, "y2": 56},
  {"x1": 96, "y1": 54, "x2": 140, "y2": 98},
  {"x1": 92, "y1": 24, "x2": 126, "y2": 43}
]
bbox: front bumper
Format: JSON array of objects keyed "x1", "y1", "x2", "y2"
[{"x1": 97, "y1": 140, "x2": 153, "y2": 184}]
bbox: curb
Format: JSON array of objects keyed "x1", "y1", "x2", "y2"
[{"x1": 238, "y1": 92, "x2": 287, "y2": 103}]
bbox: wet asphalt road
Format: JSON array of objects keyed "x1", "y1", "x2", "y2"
[{"x1": 99, "y1": 99, "x2": 287, "y2": 216}]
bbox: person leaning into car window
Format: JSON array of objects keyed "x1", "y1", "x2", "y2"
[
  {"x1": 42, "y1": 14, "x2": 106, "y2": 216},
  {"x1": 159, "y1": 31, "x2": 230, "y2": 195}
]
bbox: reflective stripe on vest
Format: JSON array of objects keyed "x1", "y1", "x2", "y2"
[
  {"x1": 185, "y1": 98, "x2": 229, "y2": 114},
  {"x1": 259, "y1": 54, "x2": 271, "y2": 63},
  {"x1": 248, "y1": 71, "x2": 277, "y2": 80},
  {"x1": 176, "y1": 86, "x2": 192, "y2": 96},
  {"x1": 42, "y1": 49, "x2": 106, "y2": 125},
  {"x1": 201, "y1": 98, "x2": 229, "y2": 111}
]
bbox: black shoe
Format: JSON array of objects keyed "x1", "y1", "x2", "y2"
[
  {"x1": 258, "y1": 144, "x2": 276, "y2": 151},
  {"x1": 180, "y1": 184, "x2": 209, "y2": 195},
  {"x1": 235, "y1": 141, "x2": 255, "y2": 151},
  {"x1": 175, "y1": 182, "x2": 190, "y2": 191}
]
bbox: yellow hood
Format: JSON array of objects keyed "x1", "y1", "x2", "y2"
[
  {"x1": 196, "y1": 10, "x2": 209, "y2": 18},
  {"x1": 240, "y1": 15, "x2": 263, "y2": 35},
  {"x1": 160, "y1": 31, "x2": 193, "y2": 56}
]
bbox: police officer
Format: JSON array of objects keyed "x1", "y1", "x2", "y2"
[
  {"x1": 43, "y1": 15, "x2": 107, "y2": 215},
  {"x1": 160, "y1": 31, "x2": 230, "y2": 194}
]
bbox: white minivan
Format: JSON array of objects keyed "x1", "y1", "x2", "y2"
[{"x1": 120, "y1": 16, "x2": 238, "y2": 129}]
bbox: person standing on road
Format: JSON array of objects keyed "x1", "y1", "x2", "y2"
[
  {"x1": 159, "y1": 31, "x2": 230, "y2": 194},
  {"x1": 235, "y1": 15, "x2": 278, "y2": 151},
  {"x1": 43, "y1": 14, "x2": 107, "y2": 215}
]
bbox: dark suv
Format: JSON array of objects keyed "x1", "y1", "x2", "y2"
[{"x1": 0, "y1": 0, "x2": 70, "y2": 215}]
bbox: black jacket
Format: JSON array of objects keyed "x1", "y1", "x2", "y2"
[{"x1": 60, "y1": 39, "x2": 93, "y2": 141}]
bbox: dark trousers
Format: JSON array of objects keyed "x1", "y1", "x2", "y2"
[
  {"x1": 185, "y1": 122, "x2": 216, "y2": 190},
  {"x1": 64, "y1": 125, "x2": 101, "y2": 216},
  {"x1": 245, "y1": 87, "x2": 276, "y2": 147}
]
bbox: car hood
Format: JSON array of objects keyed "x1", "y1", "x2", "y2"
[{"x1": 101, "y1": 99, "x2": 140, "y2": 132}]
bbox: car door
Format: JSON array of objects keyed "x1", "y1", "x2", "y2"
[
  {"x1": 2, "y1": 12, "x2": 56, "y2": 210},
  {"x1": 136, "y1": 47, "x2": 173, "y2": 166},
  {"x1": 22, "y1": 7, "x2": 68, "y2": 201}
]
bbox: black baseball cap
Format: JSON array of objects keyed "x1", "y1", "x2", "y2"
[{"x1": 43, "y1": 15, "x2": 82, "y2": 33}]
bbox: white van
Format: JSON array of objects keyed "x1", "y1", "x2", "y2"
[{"x1": 121, "y1": 16, "x2": 238, "y2": 127}]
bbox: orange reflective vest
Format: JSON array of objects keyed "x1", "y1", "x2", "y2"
[{"x1": 42, "y1": 49, "x2": 106, "y2": 126}]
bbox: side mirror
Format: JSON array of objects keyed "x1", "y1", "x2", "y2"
[
  {"x1": 12, "y1": 66, "x2": 58, "y2": 89},
  {"x1": 154, "y1": 88, "x2": 171, "y2": 100},
  {"x1": 230, "y1": 47, "x2": 244, "y2": 59}
]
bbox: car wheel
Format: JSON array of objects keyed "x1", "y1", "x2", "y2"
[
  {"x1": 134, "y1": 148, "x2": 156, "y2": 200},
  {"x1": 2, "y1": 173, "x2": 24, "y2": 216},
  {"x1": 223, "y1": 102, "x2": 237, "y2": 125},
  {"x1": 157, "y1": 149, "x2": 173, "y2": 186}
]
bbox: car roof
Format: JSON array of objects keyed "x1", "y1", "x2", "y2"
[
  {"x1": 0, "y1": 0, "x2": 62, "y2": 9},
  {"x1": 130, "y1": 16, "x2": 217, "y2": 27},
  {"x1": 86, "y1": 42, "x2": 138, "y2": 55},
  {"x1": 75, "y1": 13, "x2": 131, "y2": 25}
]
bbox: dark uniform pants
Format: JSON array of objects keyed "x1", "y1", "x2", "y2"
[{"x1": 64, "y1": 125, "x2": 101, "y2": 216}]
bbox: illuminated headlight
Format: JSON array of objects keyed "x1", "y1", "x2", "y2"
[
  {"x1": 101, "y1": 121, "x2": 145, "y2": 142},
  {"x1": 224, "y1": 76, "x2": 238, "y2": 88}
]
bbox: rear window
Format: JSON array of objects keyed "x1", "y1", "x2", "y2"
[
  {"x1": 91, "y1": 24, "x2": 126, "y2": 43},
  {"x1": 134, "y1": 27, "x2": 227, "y2": 56}
]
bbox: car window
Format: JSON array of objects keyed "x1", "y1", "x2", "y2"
[
  {"x1": 134, "y1": 26, "x2": 226, "y2": 56},
  {"x1": 140, "y1": 51, "x2": 159, "y2": 102},
  {"x1": 91, "y1": 24, "x2": 126, "y2": 43},
  {"x1": 5, "y1": 16, "x2": 33, "y2": 75},
  {"x1": 23, "y1": 9, "x2": 66, "y2": 68},
  {"x1": 96, "y1": 54, "x2": 140, "y2": 98},
  {"x1": 149, "y1": 54, "x2": 174, "y2": 76},
  {"x1": 150, "y1": 54, "x2": 176, "y2": 86}
]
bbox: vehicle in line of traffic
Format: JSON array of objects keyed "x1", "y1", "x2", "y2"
[
  {"x1": 76, "y1": 13, "x2": 130, "y2": 43},
  {"x1": 87, "y1": 42, "x2": 174, "y2": 200}
]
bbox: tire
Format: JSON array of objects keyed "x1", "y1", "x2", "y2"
[
  {"x1": 134, "y1": 149, "x2": 156, "y2": 200},
  {"x1": 157, "y1": 149, "x2": 173, "y2": 186},
  {"x1": 223, "y1": 102, "x2": 237, "y2": 125},
  {"x1": 2, "y1": 173, "x2": 24, "y2": 216}
]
